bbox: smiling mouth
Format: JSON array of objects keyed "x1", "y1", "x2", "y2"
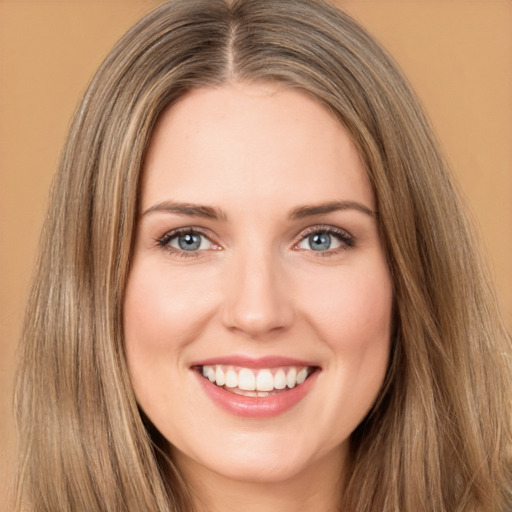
[{"x1": 197, "y1": 365, "x2": 318, "y2": 397}]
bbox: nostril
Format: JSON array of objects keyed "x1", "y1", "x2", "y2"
[{"x1": 221, "y1": 299, "x2": 295, "y2": 338}]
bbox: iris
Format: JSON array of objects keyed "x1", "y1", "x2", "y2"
[
  {"x1": 308, "y1": 232, "x2": 331, "y2": 251},
  {"x1": 178, "y1": 233, "x2": 202, "y2": 251}
]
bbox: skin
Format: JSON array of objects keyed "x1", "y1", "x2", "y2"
[{"x1": 124, "y1": 82, "x2": 393, "y2": 512}]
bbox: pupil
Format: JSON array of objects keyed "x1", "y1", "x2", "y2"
[
  {"x1": 178, "y1": 233, "x2": 201, "y2": 251},
  {"x1": 310, "y1": 233, "x2": 331, "y2": 251}
]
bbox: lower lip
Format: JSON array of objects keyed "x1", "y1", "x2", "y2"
[{"x1": 195, "y1": 370, "x2": 319, "y2": 418}]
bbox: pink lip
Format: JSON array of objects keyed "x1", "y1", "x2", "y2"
[
  {"x1": 192, "y1": 358, "x2": 320, "y2": 418},
  {"x1": 191, "y1": 355, "x2": 318, "y2": 369}
]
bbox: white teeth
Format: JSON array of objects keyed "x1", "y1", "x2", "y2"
[
  {"x1": 206, "y1": 366, "x2": 216, "y2": 382},
  {"x1": 215, "y1": 366, "x2": 225, "y2": 386},
  {"x1": 274, "y1": 369, "x2": 287, "y2": 390},
  {"x1": 233, "y1": 389, "x2": 258, "y2": 397},
  {"x1": 201, "y1": 364, "x2": 313, "y2": 392},
  {"x1": 286, "y1": 367, "x2": 297, "y2": 388},
  {"x1": 225, "y1": 369, "x2": 238, "y2": 388},
  {"x1": 296, "y1": 368, "x2": 308, "y2": 385},
  {"x1": 256, "y1": 369, "x2": 274, "y2": 391},
  {"x1": 238, "y1": 368, "x2": 256, "y2": 391}
]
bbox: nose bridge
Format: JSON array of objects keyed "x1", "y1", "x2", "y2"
[{"x1": 221, "y1": 242, "x2": 293, "y2": 337}]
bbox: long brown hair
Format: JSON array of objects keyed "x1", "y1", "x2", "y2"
[{"x1": 15, "y1": 0, "x2": 512, "y2": 510}]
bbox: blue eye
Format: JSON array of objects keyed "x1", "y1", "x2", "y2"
[
  {"x1": 175, "y1": 233, "x2": 202, "y2": 251},
  {"x1": 158, "y1": 230, "x2": 215, "y2": 254},
  {"x1": 296, "y1": 227, "x2": 354, "y2": 253},
  {"x1": 308, "y1": 232, "x2": 332, "y2": 251}
]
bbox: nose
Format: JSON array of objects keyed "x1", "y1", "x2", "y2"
[{"x1": 220, "y1": 249, "x2": 295, "y2": 339}]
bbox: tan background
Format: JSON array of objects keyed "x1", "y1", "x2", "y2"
[{"x1": 1, "y1": 1, "x2": 511, "y2": 508}]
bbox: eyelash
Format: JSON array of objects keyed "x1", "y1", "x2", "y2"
[
  {"x1": 156, "y1": 227, "x2": 215, "y2": 259},
  {"x1": 296, "y1": 225, "x2": 355, "y2": 256},
  {"x1": 155, "y1": 225, "x2": 355, "y2": 259}
]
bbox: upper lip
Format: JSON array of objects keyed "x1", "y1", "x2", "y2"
[{"x1": 191, "y1": 355, "x2": 319, "y2": 369}]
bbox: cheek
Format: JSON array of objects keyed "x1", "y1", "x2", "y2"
[
  {"x1": 122, "y1": 259, "x2": 220, "y2": 414},
  {"x1": 123, "y1": 259, "x2": 219, "y2": 419},
  {"x1": 298, "y1": 260, "x2": 393, "y2": 405},
  {"x1": 302, "y1": 262, "x2": 393, "y2": 347},
  {"x1": 123, "y1": 260, "x2": 216, "y2": 355}
]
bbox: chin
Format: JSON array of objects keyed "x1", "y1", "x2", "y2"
[{"x1": 169, "y1": 426, "x2": 346, "y2": 486}]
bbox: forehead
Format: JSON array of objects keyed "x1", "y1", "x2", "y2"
[{"x1": 141, "y1": 82, "x2": 374, "y2": 214}]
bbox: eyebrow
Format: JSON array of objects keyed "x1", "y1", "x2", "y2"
[
  {"x1": 142, "y1": 199, "x2": 376, "y2": 221},
  {"x1": 142, "y1": 201, "x2": 227, "y2": 221},
  {"x1": 289, "y1": 200, "x2": 376, "y2": 219}
]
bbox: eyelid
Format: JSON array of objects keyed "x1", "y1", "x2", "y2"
[
  {"x1": 155, "y1": 224, "x2": 355, "y2": 258},
  {"x1": 156, "y1": 226, "x2": 221, "y2": 257},
  {"x1": 292, "y1": 224, "x2": 355, "y2": 253}
]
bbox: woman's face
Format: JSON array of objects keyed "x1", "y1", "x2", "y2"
[{"x1": 124, "y1": 82, "x2": 393, "y2": 486}]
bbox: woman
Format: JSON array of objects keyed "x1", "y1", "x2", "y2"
[{"x1": 15, "y1": 0, "x2": 512, "y2": 511}]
